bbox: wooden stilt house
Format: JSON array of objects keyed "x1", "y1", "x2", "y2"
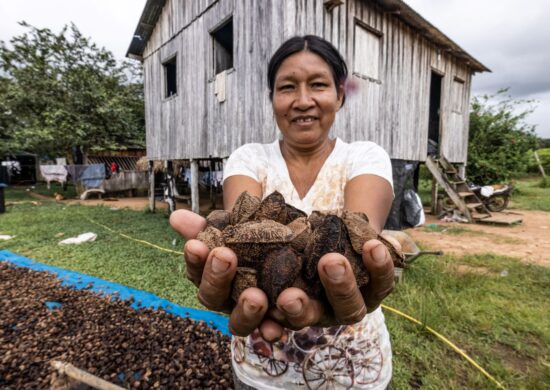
[{"x1": 127, "y1": 0, "x2": 489, "y2": 217}]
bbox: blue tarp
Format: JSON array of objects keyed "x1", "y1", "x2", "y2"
[
  {"x1": 0, "y1": 250, "x2": 229, "y2": 335},
  {"x1": 80, "y1": 164, "x2": 105, "y2": 189}
]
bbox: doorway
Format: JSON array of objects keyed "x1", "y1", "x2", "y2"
[{"x1": 428, "y1": 72, "x2": 443, "y2": 156}]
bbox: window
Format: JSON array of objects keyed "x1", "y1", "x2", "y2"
[
  {"x1": 211, "y1": 17, "x2": 233, "y2": 75},
  {"x1": 452, "y1": 77, "x2": 465, "y2": 112},
  {"x1": 354, "y1": 22, "x2": 381, "y2": 80},
  {"x1": 163, "y1": 55, "x2": 177, "y2": 98}
]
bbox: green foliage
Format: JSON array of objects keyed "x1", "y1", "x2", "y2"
[
  {"x1": 467, "y1": 90, "x2": 539, "y2": 184},
  {"x1": 539, "y1": 138, "x2": 550, "y2": 148},
  {"x1": 539, "y1": 176, "x2": 550, "y2": 189},
  {"x1": 0, "y1": 22, "x2": 144, "y2": 159}
]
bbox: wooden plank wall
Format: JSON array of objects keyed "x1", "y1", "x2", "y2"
[{"x1": 141, "y1": 0, "x2": 474, "y2": 163}]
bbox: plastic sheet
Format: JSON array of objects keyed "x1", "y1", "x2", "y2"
[
  {"x1": 385, "y1": 159, "x2": 421, "y2": 230},
  {"x1": 0, "y1": 250, "x2": 229, "y2": 335}
]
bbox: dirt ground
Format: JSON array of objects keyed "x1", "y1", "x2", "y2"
[
  {"x1": 405, "y1": 210, "x2": 550, "y2": 267},
  {"x1": 65, "y1": 194, "x2": 221, "y2": 214},
  {"x1": 62, "y1": 195, "x2": 550, "y2": 267}
]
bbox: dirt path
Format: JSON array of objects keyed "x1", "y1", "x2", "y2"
[
  {"x1": 48, "y1": 194, "x2": 550, "y2": 267},
  {"x1": 64, "y1": 195, "x2": 221, "y2": 215},
  {"x1": 405, "y1": 210, "x2": 550, "y2": 267}
]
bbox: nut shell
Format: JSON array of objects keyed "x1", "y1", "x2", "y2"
[{"x1": 195, "y1": 191, "x2": 405, "y2": 308}]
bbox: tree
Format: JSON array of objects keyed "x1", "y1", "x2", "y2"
[
  {"x1": 539, "y1": 138, "x2": 550, "y2": 149},
  {"x1": 0, "y1": 22, "x2": 144, "y2": 160},
  {"x1": 467, "y1": 89, "x2": 539, "y2": 184}
]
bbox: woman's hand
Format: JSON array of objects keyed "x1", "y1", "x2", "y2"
[
  {"x1": 170, "y1": 209, "x2": 399, "y2": 341},
  {"x1": 261, "y1": 237, "x2": 398, "y2": 341},
  {"x1": 170, "y1": 210, "x2": 270, "y2": 336}
]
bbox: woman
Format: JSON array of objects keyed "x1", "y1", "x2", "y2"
[{"x1": 170, "y1": 35, "x2": 396, "y2": 389}]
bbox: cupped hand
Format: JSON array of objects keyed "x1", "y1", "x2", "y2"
[
  {"x1": 170, "y1": 210, "x2": 398, "y2": 341},
  {"x1": 170, "y1": 210, "x2": 269, "y2": 336},
  {"x1": 263, "y1": 237, "x2": 398, "y2": 341}
]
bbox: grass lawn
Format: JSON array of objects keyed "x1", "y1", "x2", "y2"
[
  {"x1": 1, "y1": 186, "x2": 549, "y2": 388},
  {"x1": 510, "y1": 177, "x2": 550, "y2": 211}
]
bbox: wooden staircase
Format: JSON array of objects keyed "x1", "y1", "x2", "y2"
[{"x1": 425, "y1": 155, "x2": 491, "y2": 222}]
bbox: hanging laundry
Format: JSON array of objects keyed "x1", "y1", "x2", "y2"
[
  {"x1": 39, "y1": 165, "x2": 68, "y2": 189},
  {"x1": 80, "y1": 164, "x2": 106, "y2": 189}
]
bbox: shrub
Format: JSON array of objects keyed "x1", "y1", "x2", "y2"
[{"x1": 467, "y1": 90, "x2": 539, "y2": 184}]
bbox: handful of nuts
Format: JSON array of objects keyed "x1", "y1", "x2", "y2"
[{"x1": 197, "y1": 191, "x2": 405, "y2": 308}]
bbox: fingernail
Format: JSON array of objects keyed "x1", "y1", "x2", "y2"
[
  {"x1": 243, "y1": 300, "x2": 260, "y2": 317},
  {"x1": 324, "y1": 261, "x2": 346, "y2": 281},
  {"x1": 211, "y1": 256, "x2": 229, "y2": 273},
  {"x1": 282, "y1": 299, "x2": 302, "y2": 315},
  {"x1": 373, "y1": 244, "x2": 387, "y2": 263}
]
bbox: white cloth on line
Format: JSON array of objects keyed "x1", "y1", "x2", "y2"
[{"x1": 40, "y1": 165, "x2": 68, "y2": 188}]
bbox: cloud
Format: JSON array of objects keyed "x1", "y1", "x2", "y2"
[{"x1": 406, "y1": 0, "x2": 550, "y2": 138}]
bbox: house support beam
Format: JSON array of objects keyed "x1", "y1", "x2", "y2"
[
  {"x1": 165, "y1": 160, "x2": 175, "y2": 213},
  {"x1": 190, "y1": 159, "x2": 199, "y2": 214},
  {"x1": 148, "y1": 160, "x2": 155, "y2": 212}
]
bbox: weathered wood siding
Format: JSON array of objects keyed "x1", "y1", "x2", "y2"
[{"x1": 142, "y1": 0, "x2": 474, "y2": 163}]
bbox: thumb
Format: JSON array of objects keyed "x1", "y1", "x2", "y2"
[{"x1": 170, "y1": 209, "x2": 207, "y2": 239}]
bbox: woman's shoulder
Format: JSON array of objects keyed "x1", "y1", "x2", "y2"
[
  {"x1": 224, "y1": 141, "x2": 278, "y2": 181},
  {"x1": 229, "y1": 140, "x2": 278, "y2": 160},
  {"x1": 338, "y1": 138, "x2": 387, "y2": 154},
  {"x1": 335, "y1": 138, "x2": 390, "y2": 162}
]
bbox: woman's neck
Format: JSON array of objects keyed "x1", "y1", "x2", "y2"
[
  {"x1": 280, "y1": 137, "x2": 336, "y2": 166},
  {"x1": 279, "y1": 137, "x2": 337, "y2": 199}
]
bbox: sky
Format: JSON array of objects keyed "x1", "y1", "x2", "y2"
[{"x1": 0, "y1": 0, "x2": 548, "y2": 138}]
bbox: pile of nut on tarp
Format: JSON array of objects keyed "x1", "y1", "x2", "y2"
[{"x1": 0, "y1": 262, "x2": 232, "y2": 389}]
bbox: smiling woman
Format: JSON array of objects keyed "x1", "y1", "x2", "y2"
[{"x1": 170, "y1": 35, "x2": 397, "y2": 389}]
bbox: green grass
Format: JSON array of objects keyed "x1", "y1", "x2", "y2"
[
  {"x1": 32, "y1": 181, "x2": 78, "y2": 199},
  {"x1": 386, "y1": 254, "x2": 550, "y2": 389},
  {"x1": 511, "y1": 177, "x2": 550, "y2": 211},
  {"x1": 2, "y1": 186, "x2": 549, "y2": 389},
  {"x1": 1, "y1": 187, "x2": 197, "y2": 307}
]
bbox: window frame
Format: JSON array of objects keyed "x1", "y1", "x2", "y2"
[
  {"x1": 210, "y1": 15, "x2": 234, "y2": 77},
  {"x1": 352, "y1": 18, "x2": 383, "y2": 83},
  {"x1": 452, "y1": 76, "x2": 465, "y2": 113},
  {"x1": 162, "y1": 53, "x2": 178, "y2": 100}
]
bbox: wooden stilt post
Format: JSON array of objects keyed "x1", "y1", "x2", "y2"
[
  {"x1": 148, "y1": 160, "x2": 155, "y2": 212},
  {"x1": 458, "y1": 164, "x2": 466, "y2": 180},
  {"x1": 431, "y1": 175, "x2": 438, "y2": 215},
  {"x1": 165, "y1": 160, "x2": 175, "y2": 213},
  {"x1": 534, "y1": 151, "x2": 546, "y2": 178},
  {"x1": 209, "y1": 158, "x2": 216, "y2": 210},
  {"x1": 191, "y1": 159, "x2": 199, "y2": 214}
]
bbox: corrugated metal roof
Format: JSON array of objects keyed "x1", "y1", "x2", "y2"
[
  {"x1": 374, "y1": 0, "x2": 489, "y2": 72},
  {"x1": 126, "y1": 0, "x2": 489, "y2": 72},
  {"x1": 126, "y1": 0, "x2": 167, "y2": 60}
]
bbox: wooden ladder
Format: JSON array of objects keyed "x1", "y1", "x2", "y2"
[{"x1": 425, "y1": 155, "x2": 491, "y2": 222}]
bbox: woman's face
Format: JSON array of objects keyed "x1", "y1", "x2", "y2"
[{"x1": 272, "y1": 51, "x2": 343, "y2": 149}]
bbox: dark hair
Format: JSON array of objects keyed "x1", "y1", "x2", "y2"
[{"x1": 268, "y1": 35, "x2": 348, "y2": 106}]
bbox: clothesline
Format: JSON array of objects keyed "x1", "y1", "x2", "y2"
[{"x1": 40, "y1": 164, "x2": 106, "y2": 189}]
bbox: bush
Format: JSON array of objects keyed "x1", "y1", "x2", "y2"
[{"x1": 467, "y1": 90, "x2": 539, "y2": 184}]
